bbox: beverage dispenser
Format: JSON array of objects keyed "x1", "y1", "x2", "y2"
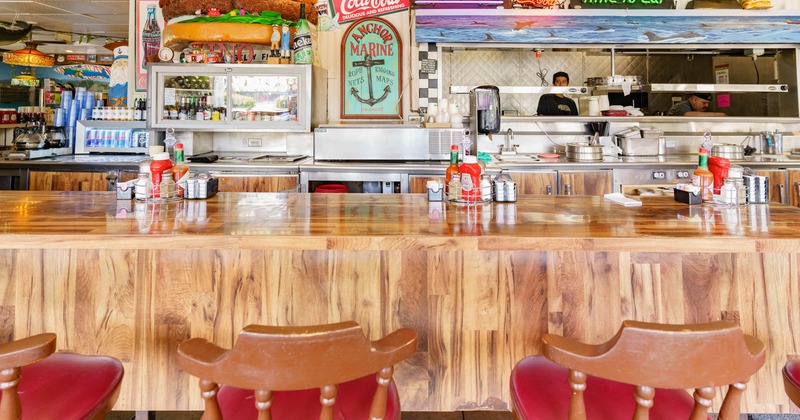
[{"x1": 468, "y1": 86, "x2": 501, "y2": 156}]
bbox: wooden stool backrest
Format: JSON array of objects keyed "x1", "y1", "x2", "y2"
[
  {"x1": 177, "y1": 321, "x2": 418, "y2": 420},
  {"x1": 0, "y1": 333, "x2": 57, "y2": 419},
  {"x1": 543, "y1": 320, "x2": 765, "y2": 420}
]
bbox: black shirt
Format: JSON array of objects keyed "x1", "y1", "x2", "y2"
[{"x1": 537, "y1": 94, "x2": 578, "y2": 116}]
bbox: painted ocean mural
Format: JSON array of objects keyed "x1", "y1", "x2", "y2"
[{"x1": 415, "y1": 13, "x2": 800, "y2": 44}]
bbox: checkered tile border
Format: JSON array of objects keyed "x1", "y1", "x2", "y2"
[{"x1": 418, "y1": 42, "x2": 438, "y2": 111}]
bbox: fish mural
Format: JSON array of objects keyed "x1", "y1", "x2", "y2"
[
  {"x1": 415, "y1": 13, "x2": 800, "y2": 44},
  {"x1": 54, "y1": 64, "x2": 111, "y2": 80}
]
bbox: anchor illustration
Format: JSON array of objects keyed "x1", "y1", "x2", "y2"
[{"x1": 350, "y1": 54, "x2": 391, "y2": 107}]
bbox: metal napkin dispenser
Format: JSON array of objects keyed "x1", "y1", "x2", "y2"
[{"x1": 614, "y1": 126, "x2": 665, "y2": 156}]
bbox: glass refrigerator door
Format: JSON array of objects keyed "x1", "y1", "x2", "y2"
[
  {"x1": 230, "y1": 74, "x2": 301, "y2": 127},
  {"x1": 157, "y1": 73, "x2": 228, "y2": 125}
]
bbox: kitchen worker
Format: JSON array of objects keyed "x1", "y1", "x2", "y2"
[
  {"x1": 667, "y1": 92, "x2": 727, "y2": 116},
  {"x1": 537, "y1": 71, "x2": 578, "y2": 116}
]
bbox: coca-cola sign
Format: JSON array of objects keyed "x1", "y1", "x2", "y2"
[{"x1": 332, "y1": 0, "x2": 410, "y2": 23}]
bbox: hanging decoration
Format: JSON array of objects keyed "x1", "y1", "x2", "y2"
[{"x1": 2, "y1": 41, "x2": 55, "y2": 67}]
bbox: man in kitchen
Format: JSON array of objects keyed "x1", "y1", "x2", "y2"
[
  {"x1": 537, "y1": 71, "x2": 578, "y2": 116},
  {"x1": 667, "y1": 92, "x2": 727, "y2": 116}
]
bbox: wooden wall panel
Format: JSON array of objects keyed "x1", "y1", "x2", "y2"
[{"x1": 2, "y1": 247, "x2": 799, "y2": 414}]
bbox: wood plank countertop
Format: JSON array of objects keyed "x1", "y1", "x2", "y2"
[
  {"x1": 1, "y1": 191, "x2": 799, "y2": 251},
  {"x1": 1, "y1": 191, "x2": 799, "y2": 414}
]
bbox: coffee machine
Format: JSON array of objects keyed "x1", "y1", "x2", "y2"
[{"x1": 468, "y1": 86, "x2": 501, "y2": 157}]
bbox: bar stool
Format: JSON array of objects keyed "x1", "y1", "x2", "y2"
[
  {"x1": 0, "y1": 332, "x2": 124, "y2": 419},
  {"x1": 510, "y1": 320, "x2": 765, "y2": 419},
  {"x1": 177, "y1": 321, "x2": 418, "y2": 420},
  {"x1": 784, "y1": 359, "x2": 800, "y2": 408}
]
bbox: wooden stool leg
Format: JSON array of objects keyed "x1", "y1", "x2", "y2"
[
  {"x1": 199, "y1": 379, "x2": 222, "y2": 420},
  {"x1": 0, "y1": 367, "x2": 21, "y2": 420},
  {"x1": 690, "y1": 386, "x2": 715, "y2": 420},
  {"x1": 633, "y1": 385, "x2": 654, "y2": 420},
  {"x1": 369, "y1": 366, "x2": 393, "y2": 420},
  {"x1": 717, "y1": 381, "x2": 746, "y2": 420},
  {"x1": 319, "y1": 384, "x2": 338, "y2": 420},
  {"x1": 255, "y1": 389, "x2": 273, "y2": 420},
  {"x1": 567, "y1": 369, "x2": 587, "y2": 420}
]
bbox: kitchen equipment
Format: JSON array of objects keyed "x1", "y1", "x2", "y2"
[
  {"x1": 758, "y1": 131, "x2": 783, "y2": 155},
  {"x1": 565, "y1": 142, "x2": 603, "y2": 162},
  {"x1": 613, "y1": 167, "x2": 695, "y2": 197},
  {"x1": 743, "y1": 175, "x2": 769, "y2": 203},
  {"x1": 469, "y1": 85, "x2": 500, "y2": 157},
  {"x1": 709, "y1": 143, "x2": 744, "y2": 161},
  {"x1": 12, "y1": 127, "x2": 45, "y2": 150},
  {"x1": 75, "y1": 120, "x2": 152, "y2": 154},
  {"x1": 613, "y1": 126, "x2": 665, "y2": 156},
  {"x1": 43, "y1": 126, "x2": 66, "y2": 149}
]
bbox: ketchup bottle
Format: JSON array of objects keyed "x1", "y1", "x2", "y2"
[
  {"x1": 459, "y1": 155, "x2": 482, "y2": 202},
  {"x1": 149, "y1": 152, "x2": 173, "y2": 198}
]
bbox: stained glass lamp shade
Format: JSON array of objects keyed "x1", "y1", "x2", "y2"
[{"x1": 2, "y1": 42, "x2": 54, "y2": 67}]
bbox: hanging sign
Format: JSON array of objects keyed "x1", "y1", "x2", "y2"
[
  {"x1": 341, "y1": 17, "x2": 403, "y2": 120},
  {"x1": 332, "y1": 0, "x2": 410, "y2": 24}
]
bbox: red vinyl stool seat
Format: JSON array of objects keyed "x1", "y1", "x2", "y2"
[
  {"x1": 215, "y1": 373, "x2": 401, "y2": 419},
  {"x1": 784, "y1": 359, "x2": 800, "y2": 408},
  {"x1": 314, "y1": 184, "x2": 348, "y2": 193},
  {"x1": 510, "y1": 356, "x2": 701, "y2": 420},
  {"x1": 15, "y1": 352, "x2": 124, "y2": 420}
]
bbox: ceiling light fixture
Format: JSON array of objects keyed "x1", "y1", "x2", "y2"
[{"x1": 2, "y1": 41, "x2": 55, "y2": 67}]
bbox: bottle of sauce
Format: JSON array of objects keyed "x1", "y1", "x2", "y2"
[
  {"x1": 150, "y1": 152, "x2": 173, "y2": 198},
  {"x1": 172, "y1": 143, "x2": 189, "y2": 197},
  {"x1": 445, "y1": 144, "x2": 460, "y2": 195},
  {"x1": 692, "y1": 147, "x2": 714, "y2": 202},
  {"x1": 459, "y1": 155, "x2": 482, "y2": 202}
]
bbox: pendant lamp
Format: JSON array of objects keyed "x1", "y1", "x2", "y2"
[{"x1": 2, "y1": 42, "x2": 55, "y2": 67}]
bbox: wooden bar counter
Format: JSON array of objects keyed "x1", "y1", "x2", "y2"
[{"x1": 1, "y1": 191, "x2": 799, "y2": 414}]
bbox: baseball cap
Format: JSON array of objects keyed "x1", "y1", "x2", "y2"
[{"x1": 692, "y1": 92, "x2": 712, "y2": 101}]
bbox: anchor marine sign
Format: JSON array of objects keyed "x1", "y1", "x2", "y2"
[{"x1": 341, "y1": 17, "x2": 403, "y2": 120}]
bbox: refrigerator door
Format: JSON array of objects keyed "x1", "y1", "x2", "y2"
[{"x1": 148, "y1": 63, "x2": 312, "y2": 132}]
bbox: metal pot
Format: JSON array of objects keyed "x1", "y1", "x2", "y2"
[
  {"x1": 565, "y1": 142, "x2": 603, "y2": 162},
  {"x1": 710, "y1": 143, "x2": 744, "y2": 161},
  {"x1": 43, "y1": 126, "x2": 66, "y2": 149},
  {"x1": 13, "y1": 130, "x2": 44, "y2": 150}
]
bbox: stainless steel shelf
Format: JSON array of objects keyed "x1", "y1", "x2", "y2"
[
  {"x1": 449, "y1": 86, "x2": 590, "y2": 95},
  {"x1": 646, "y1": 83, "x2": 789, "y2": 93}
]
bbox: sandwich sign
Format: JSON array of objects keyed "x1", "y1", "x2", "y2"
[{"x1": 331, "y1": 0, "x2": 410, "y2": 23}]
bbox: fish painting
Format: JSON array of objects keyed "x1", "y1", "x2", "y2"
[
  {"x1": 513, "y1": 20, "x2": 536, "y2": 30},
  {"x1": 643, "y1": 31, "x2": 706, "y2": 43},
  {"x1": 54, "y1": 64, "x2": 111, "y2": 80}
]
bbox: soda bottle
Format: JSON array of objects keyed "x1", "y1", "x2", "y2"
[
  {"x1": 142, "y1": 5, "x2": 161, "y2": 70},
  {"x1": 292, "y1": 4, "x2": 312, "y2": 64}
]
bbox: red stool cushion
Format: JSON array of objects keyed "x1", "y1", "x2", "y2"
[
  {"x1": 216, "y1": 373, "x2": 401, "y2": 419},
  {"x1": 786, "y1": 359, "x2": 800, "y2": 390},
  {"x1": 511, "y1": 356, "x2": 707, "y2": 420},
  {"x1": 14, "y1": 352, "x2": 124, "y2": 420}
]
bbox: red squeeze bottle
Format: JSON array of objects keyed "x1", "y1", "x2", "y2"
[
  {"x1": 459, "y1": 155, "x2": 482, "y2": 202},
  {"x1": 149, "y1": 152, "x2": 173, "y2": 198}
]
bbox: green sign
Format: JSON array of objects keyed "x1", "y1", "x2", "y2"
[
  {"x1": 578, "y1": 0, "x2": 674, "y2": 9},
  {"x1": 340, "y1": 17, "x2": 403, "y2": 120}
]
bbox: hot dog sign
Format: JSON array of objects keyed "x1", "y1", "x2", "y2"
[{"x1": 341, "y1": 17, "x2": 402, "y2": 119}]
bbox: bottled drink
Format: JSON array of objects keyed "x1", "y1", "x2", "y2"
[
  {"x1": 133, "y1": 99, "x2": 142, "y2": 121},
  {"x1": 169, "y1": 102, "x2": 178, "y2": 120},
  {"x1": 445, "y1": 144, "x2": 459, "y2": 196},
  {"x1": 292, "y1": 4, "x2": 313, "y2": 64},
  {"x1": 138, "y1": 98, "x2": 147, "y2": 121},
  {"x1": 172, "y1": 143, "x2": 190, "y2": 197},
  {"x1": 178, "y1": 97, "x2": 187, "y2": 120},
  {"x1": 692, "y1": 148, "x2": 714, "y2": 202},
  {"x1": 141, "y1": 5, "x2": 161, "y2": 70}
]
